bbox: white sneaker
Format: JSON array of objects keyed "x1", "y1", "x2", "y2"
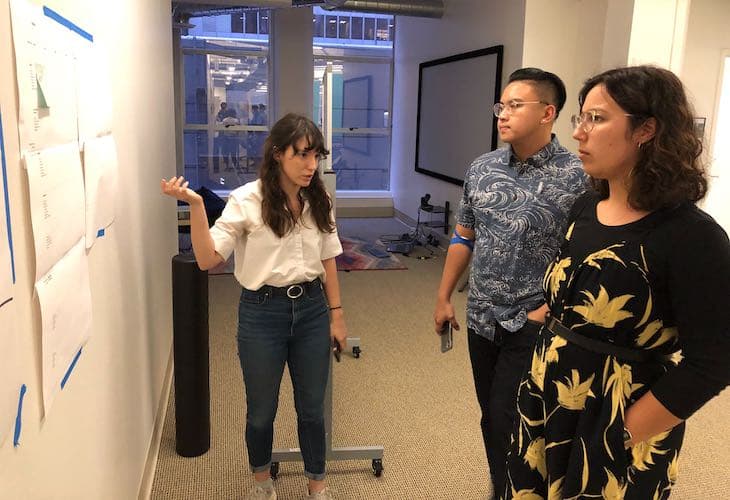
[
  {"x1": 305, "y1": 487, "x2": 334, "y2": 499},
  {"x1": 244, "y1": 479, "x2": 277, "y2": 500}
]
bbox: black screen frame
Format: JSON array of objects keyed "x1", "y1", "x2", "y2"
[{"x1": 414, "y1": 45, "x2": 503, "y2": 186}]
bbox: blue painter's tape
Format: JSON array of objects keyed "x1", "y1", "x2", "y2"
[
  {"x1": 42, "y1": 6, "x2": 93, "y2": 42},
  {"x1": 61, "y1": 348, "x2": 82, "y2": 389},
  {"x1": 97, "y1": 228, "x2": 105, "y2": 237},
  {"x1": 0, "y1": 110, "x2": 15, "y2": 284},
  {"x1": 13, "y1": 384, "x2": 27, "y2": 447}
]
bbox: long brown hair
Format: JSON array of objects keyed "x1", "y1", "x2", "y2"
[
  {"x1": 258, "y1": 113, "x2": 335, "y2": 237},
  {"x1": 578, "y1": 66, "x2": 707, "y2": 210}
]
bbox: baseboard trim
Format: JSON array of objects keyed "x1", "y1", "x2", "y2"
[{"x1": 137, "y1": 345, "x2": 174, "y2": 500}]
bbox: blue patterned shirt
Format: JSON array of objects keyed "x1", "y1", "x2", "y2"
[{"x1": 457, "y1": 135, "x2": 586, "y2": 340}]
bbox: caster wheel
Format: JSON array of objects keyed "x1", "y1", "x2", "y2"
[
  {"x1": 372, "y1": 458, "x2": 383, "y2": 477},
  {"x1": 270, "y1": 462, "x2": 279, "y2": 480},
  {"x1": 352, "y1": 346, "x2": 361, "y2": 359}
]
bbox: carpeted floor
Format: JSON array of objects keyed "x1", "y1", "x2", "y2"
[{"x1": 151, "y1": 218, "x2": 730, "y2": 500}]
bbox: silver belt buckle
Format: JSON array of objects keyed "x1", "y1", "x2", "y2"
[{"x1": 286, "y1": 284, "x2": 304, "y2": 299}]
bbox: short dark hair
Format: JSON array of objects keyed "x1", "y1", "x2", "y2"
[
  {"x1": 578, "y1": 65, "x2": 707, "y2": 210},
  {"x1": 508, "y1": 67, "x2": 567, "y2": 117}
]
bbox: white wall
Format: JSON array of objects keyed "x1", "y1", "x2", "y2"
[
  {"x1": 601, "y1": 0, "x2": 635, "y2": 70},
  {"x1": 523, "y1": 0, "x2": 609, "y2": 152},
  {"x1": 0, "y1": 0, "x2": 177, "y2": 498},
  {"x1": 628, "y1": 0, "x2": 690, "y2": 72},
  {"x1": 682, "y1": 0, "x2": 730, "y2": 232},
  {"x1": 391, "y1": 0, "x2": 527, "y2": 224}
]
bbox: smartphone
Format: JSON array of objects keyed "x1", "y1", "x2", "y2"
[
  {"x1": 440, "y1": 322, "x2": 453, "y2": 353},
  {"x1": 332, "y1": 339, "x2": 342, "y2": 362}
]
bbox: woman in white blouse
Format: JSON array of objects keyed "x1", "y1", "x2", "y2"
[{"x1": 162, "y1": 113, "x2": 347, "y2": 500}]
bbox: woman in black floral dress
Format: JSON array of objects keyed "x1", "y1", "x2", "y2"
[{"x1": 502, "y1": 66, "x2": 730, "y2": 499}]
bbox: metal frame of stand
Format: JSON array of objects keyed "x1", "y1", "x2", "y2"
[{"x1": 270, "y1": 337, "x2": 384, "y2": 479}]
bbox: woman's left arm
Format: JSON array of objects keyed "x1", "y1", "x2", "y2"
[
  {"x1": 626, "y1": 217, "x2": 730, "y2": 445},
  {"x1": 322, "y1": 257, "x2": 348, "y2": 349},
  {"x1": 623, "y1": 391, "x2": 682, "y2": 446}
]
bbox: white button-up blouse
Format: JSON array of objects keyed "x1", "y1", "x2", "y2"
[{"x1": 210, "y1": 180, "x2": 343, "y2": 290}]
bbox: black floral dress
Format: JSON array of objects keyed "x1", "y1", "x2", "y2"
[{"x1": 502, "y1": 193, "x2": 730, "y2": 500}]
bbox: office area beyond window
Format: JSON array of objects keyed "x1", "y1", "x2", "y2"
[
  {"x1": 177, "y1": 6, "x2": 393, "y2": 195},
  {"x1": 313, "y1": 7, "x2": 394, "y2": 191},
  {"x1": 181, "y1": 12, "x2": 270, "y2": 193}
]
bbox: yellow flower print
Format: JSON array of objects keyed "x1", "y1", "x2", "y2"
[
  {"x1": 547, "y1": 477, "x2": 564, "y2": 500},
  {"x1": 524, "y1": 437, "x2": 547, "y2": 479},
  {"x1": 555, "y1": 370, "x2": 595, "y2": 411},
  {"x1": 651, "y1": 485, "x2": 663, "y2": 500},
  {"x1": 545, "y1": 335, "x2": 567, "y2": 364},
  {"x1": 667, "y1": 451, "x2": 679, "y2": 483},
  {"x1": 636, "y1": 319, "x2": 678, "y2": 349},
  {"x1": 530, "y1": 346, "x2": 547, "y2": 392},
  {"x1": 631, "y1": 431, "x2": 670, "y2": 472},
  {"x1": 545, "y1": 257, "x2": 571, "y2": 302},
  {"x1": 584, "y1": 244, "x2": 626, "y2": 270},
  {"x1": 635, "y1": 319, "x2": 663, "y2": 347},
  {"x1": 635, "y1": 289, "x2": 652, "y2": 328},
  {"x1": 649, "y1": 327, "x2": 678, "y2": 349},
  {"x1": 510, "y1": 487, "x2": 544, "y2": 500},
  {"x1": 572, "y1": 286, "x2": 634, "y2": 328},
  {"x1": 565, "y1": 222, "x2": 575, "y2": 241},
  {"x1": 602, "y1": 359, "x2": 642, "y2": 458},
  {"x1": 601, "y1": 468, "x2": 627, "y2": 499}
]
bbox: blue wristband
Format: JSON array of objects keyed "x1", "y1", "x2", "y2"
[{"x1": 450, "y1": 228, "x2": 474, "y2": 251}]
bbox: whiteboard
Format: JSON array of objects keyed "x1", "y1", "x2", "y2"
[{"x1": 415, "y1": 46, "x2": 503, "y2": 186}]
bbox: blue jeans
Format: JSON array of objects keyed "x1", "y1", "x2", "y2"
[{"x1": 236, "y1": 279, "x2": 331, "y2": 480}]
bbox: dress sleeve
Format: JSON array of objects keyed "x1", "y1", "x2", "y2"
[{"x1": 650, "y1": 217, "x2": 730, "y2": 419}]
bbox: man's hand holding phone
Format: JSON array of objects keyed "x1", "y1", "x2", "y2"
[
  {"x1": 439, "y1": 321, "x2": 453, "y2": 353},
  {"x1": 332, "y1": 338, "x2": 342, "y2": 362}
]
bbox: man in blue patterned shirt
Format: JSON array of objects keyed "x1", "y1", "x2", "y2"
[{"x1": 433, "y1": 68, "x2": 585, "y2": 498}]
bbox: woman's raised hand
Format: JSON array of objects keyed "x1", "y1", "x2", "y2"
[{"x1": 160, "y1": 176, "x2": 203, "y2": 205}]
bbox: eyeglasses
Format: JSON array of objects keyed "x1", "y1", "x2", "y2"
[
  {"x1": 571, "y1": 110, "x2": 635, "y2": 133},
  {"x1": 493, "y1": 100, "x2": 549, "y2": 117}
]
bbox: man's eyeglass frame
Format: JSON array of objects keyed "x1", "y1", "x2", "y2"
[{"x1": 493, "y1": 100, "x2": 550, "y2": 118}]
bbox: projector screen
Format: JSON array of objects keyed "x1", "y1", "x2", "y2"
[{"x1": 415, "y1": 46, "x2": 503, "y2": 186}]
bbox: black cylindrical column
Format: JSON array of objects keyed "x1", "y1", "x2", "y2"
[{"x1": 172, "y1": 253, "x2": 210, "y2": 457}]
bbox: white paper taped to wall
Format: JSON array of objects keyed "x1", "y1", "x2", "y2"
[
  {"x1": 35, "y1": 238, "x2": 91, "y2": 415},
  {"x1": 83, "y1": 135, "x2": 118, "y2": 248},
  {"x1": 10, "y1": 0, "x2": 87, "y2": 152},
  {"x1": 24, "y1": 143, "x2": 85, "y2": 281}
]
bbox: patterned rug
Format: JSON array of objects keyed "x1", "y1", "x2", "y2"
[
  {"x1": 185, "y1": 236, "x2": 407, "y2": 274},
  {"x1": 336, "y1": 237, "x2": 407, "y2": 271}
]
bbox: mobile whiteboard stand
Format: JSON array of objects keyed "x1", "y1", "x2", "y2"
[{"x1": 269, "y1": 348, "x2": 384, "y2": 479}]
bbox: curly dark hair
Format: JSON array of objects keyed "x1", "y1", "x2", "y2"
[
  {"x1": 258, "y1": 113, "x2": 335, "y2": 237},
  {"x1": 578, "y1": 66, "x2": 707, "y2": 210}
]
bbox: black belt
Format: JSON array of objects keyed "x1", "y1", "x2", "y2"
[
  {"x1": 545, "y1": 313, "x2": 671, "y2": 363},
  {"x1": 259, "y1": 278, "x2": 322, "y2": 299}
]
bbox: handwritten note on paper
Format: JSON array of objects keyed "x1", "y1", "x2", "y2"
[
  {"x1": 10, "y1": 0, "x2": 83, "y2": 152},
  {"x1": 25, "y1": 142, "x2": 85, "y2": 280},
  {"x1": 35, "y1": 239, "x2": 91, "y2": 414}
]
